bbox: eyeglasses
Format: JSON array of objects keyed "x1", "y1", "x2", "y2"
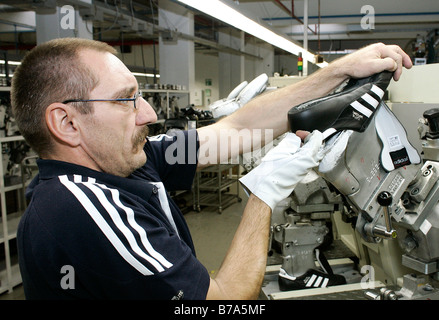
[{"x1": 63, "y1": 91, "x2": 142, "y2": 109}]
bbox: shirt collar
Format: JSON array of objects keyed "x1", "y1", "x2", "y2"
[{"x1": 35, "y1": 159, "x2": 154, "y2": 200}]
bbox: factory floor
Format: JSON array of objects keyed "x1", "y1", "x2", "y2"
[{"x1": 0, "y1": 188, "x2": 248, "y2": 300}]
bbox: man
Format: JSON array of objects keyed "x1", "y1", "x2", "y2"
[{"x1": 11, "y1": 38, "x2": 411, "y2": 299}]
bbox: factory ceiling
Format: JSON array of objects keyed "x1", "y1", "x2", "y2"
[{"x1": 0, "y1": 0, "x2": 438, "y2": 61}]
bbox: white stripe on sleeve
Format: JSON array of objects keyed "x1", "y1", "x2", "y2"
[
  {"x1": 150, "y1": 182, "x2": 180, "y2": 239},
  {"x1": 80, "y1": 180, "x2": 168, "y2": 272},
  {"x1": 59, "y1": 175, "x2": 157, "y2": 276},
  {"x1": 89, "y1": 179, "x2": 173, "y2": 269}
]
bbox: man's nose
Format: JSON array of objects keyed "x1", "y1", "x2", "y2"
[{"x1": 136, "y1": 97, "x2": 157, "y2": 126}]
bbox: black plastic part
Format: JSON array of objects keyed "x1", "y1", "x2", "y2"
[
  {"x1": 377, "y1": 191, "x2": 393, "y2": 207},
  {"x1": 423, "y1": 108, "x2": 439, "y2": 139}
]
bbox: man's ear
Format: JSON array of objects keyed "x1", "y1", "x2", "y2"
[{"x1": 45, "y1": 103, "x2": 81, "y2": 147}]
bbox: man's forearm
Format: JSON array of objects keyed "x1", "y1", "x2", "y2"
[
  {"x1": 206, "y1": 194, "x2": 272, "y2": 300},
  {"x1": 224, "y1": 62, "x2": 347, "y2": 138},
  {"x1": 197, "y1": 63, "x2": 345, "y2": 167}
]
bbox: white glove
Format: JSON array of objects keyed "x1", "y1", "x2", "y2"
[
  {"x1": 239, "y1": 131, "x2": 324, "y2": 210},
  {"x1": 209, "y1": 73, "x2": 268, "y2": 118}
]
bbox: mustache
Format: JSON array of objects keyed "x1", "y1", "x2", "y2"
[{"x1": 132, "y1": 125, "x2": 150, "y2": 151}]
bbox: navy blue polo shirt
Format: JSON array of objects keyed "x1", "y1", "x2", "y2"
[{"x1": 17, "y1": 129, "x2": 210, "y2": 299}]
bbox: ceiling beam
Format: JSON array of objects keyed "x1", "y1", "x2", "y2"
[{"x1": 272, "y1": 0, "x2": 316, "y2": 35}]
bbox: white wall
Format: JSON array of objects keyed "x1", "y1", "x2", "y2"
[
  {"x1": 194, "y1": 52, "x2": 219, "y2": 106},
  {"x1": 388, "y1": 63, "x2": 439, "y2": 103},
  {"x1": 244, "y1": 38, "x2": 274, "y2": 80}
]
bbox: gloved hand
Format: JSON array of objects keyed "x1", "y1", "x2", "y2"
[
  {"x1": 209, "y1": 73, "x2": 268, "y2": 118},
  {"x1": 239, "y1": 130, "x2": 324, "y2": 210}
]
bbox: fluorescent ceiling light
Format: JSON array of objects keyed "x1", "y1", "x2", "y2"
[
  {"x1": 0, "y1": 60, "x2": 21, "y2": 65},
  {"x1": 132, "y1": 72, "x2": 160, "y2": 78},
  {"x1": 176, "y1": 0, "x2": 327, "y2": 67}
]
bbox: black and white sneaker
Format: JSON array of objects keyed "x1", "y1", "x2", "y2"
[
  {"x1": 288, "y1": 71, "x2": 393, "y2": 140},
  {"x1": 278, "y1": 267, "x2": 347, "y2": 291},
  {"x1": 278, "y1": 249, "x2": 347, "y2": 291}
]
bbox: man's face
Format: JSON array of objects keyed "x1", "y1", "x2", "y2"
[{"x1": 77, "y1": 49, "x2": 157, "y2": 177}]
